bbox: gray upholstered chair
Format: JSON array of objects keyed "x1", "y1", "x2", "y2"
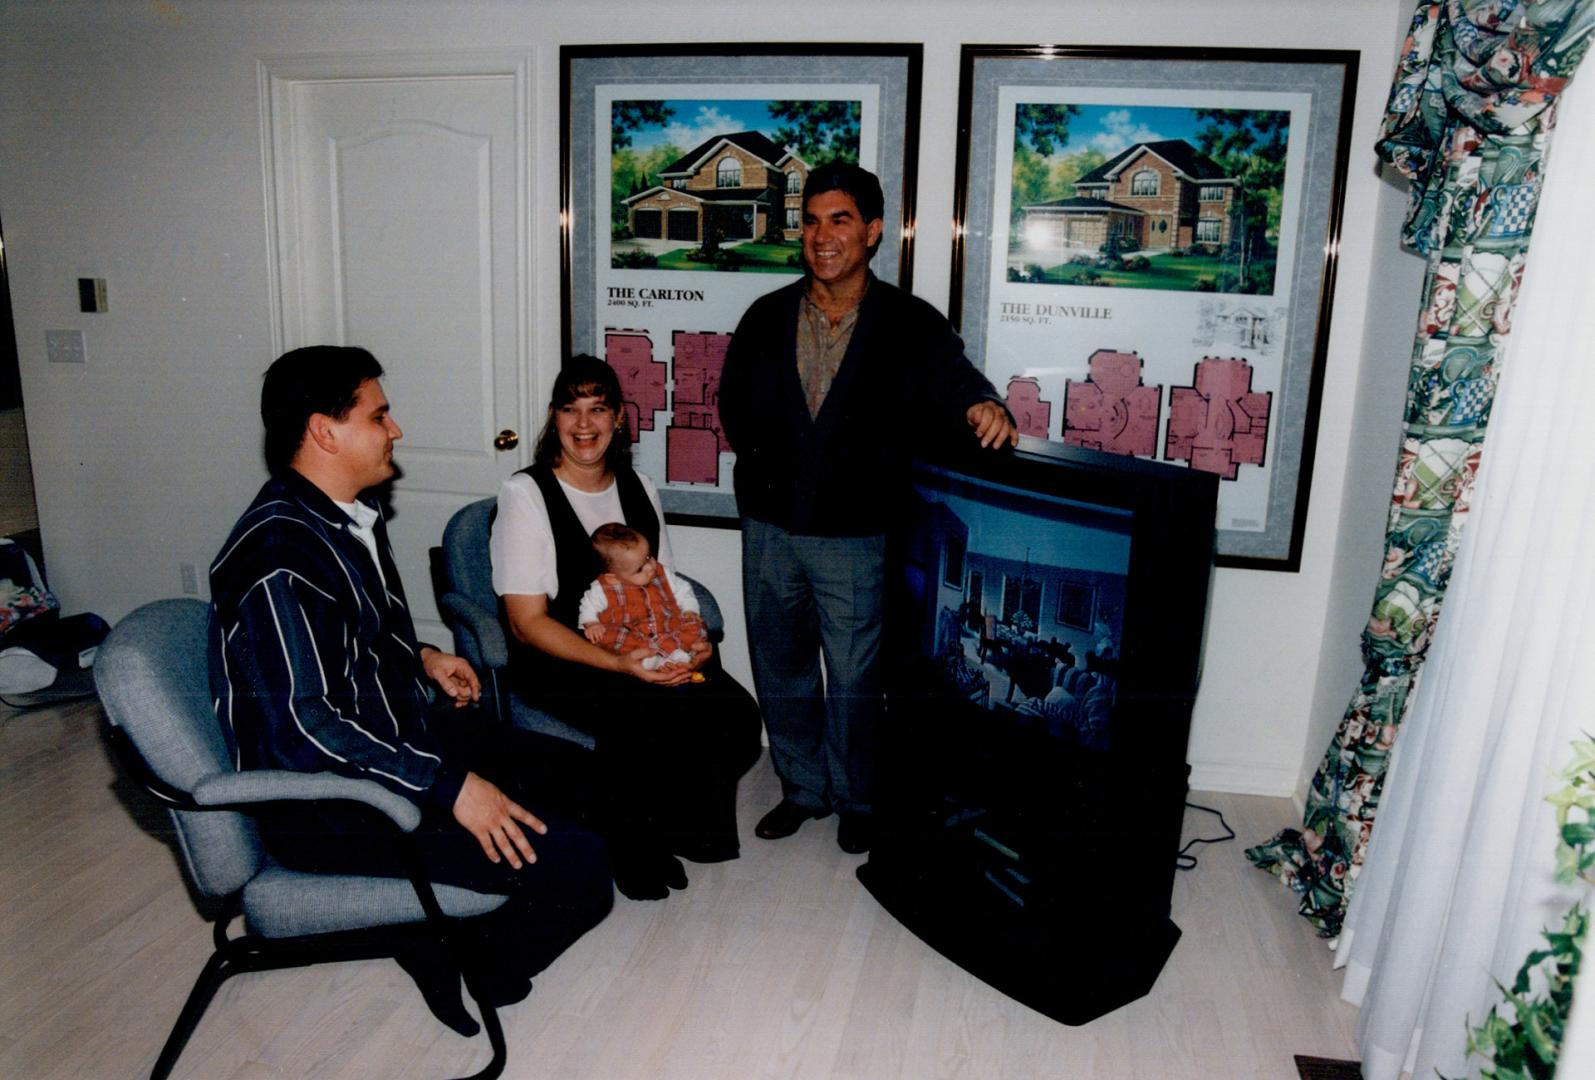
[
  {"x1": 96, "y1": 598, "x2": 510, "y2": 1080},
  {"x1": 437, "y1": 496, "x2": 724, "y2": 750}
]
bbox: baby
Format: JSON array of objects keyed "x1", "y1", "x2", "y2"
[{"x1": 579, "y1": 522, "x2": 706, "y2": 673}]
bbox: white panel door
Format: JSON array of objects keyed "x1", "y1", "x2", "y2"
[{"x1": 264, "y1": 54, "x2": 531, "y2": 636}]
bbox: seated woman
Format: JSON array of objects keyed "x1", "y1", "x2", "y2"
[{"x1": 490, "y1": 355, "x2": 762, "y2": 901}]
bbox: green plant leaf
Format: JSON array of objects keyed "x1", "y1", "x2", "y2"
[
  {"x1": 1545, "y1": 785, "x2": 1593, "y2": 814},
  {"x1": 1559, "y1": 822, "x2": 1595, "y2": 846},
  {"x1": 1522, "y1": 1008, "x2": 1558, "y2": 1065},
  {"x1": 1461, "y1": 739, "x2": 1595, "y2": 1076},
  {"x1": 1558, "y1": 737, "x2": 1595, "y2": 778}
]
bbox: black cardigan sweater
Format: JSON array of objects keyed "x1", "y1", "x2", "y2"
[{"x1": 718, "y1": 274, "x2": 1002, "y2": 537}]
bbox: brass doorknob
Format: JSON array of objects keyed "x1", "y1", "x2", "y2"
[{"x1": 493, "y1": 429, "x2": 520, "y2": 451}]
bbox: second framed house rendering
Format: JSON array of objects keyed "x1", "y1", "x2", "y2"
[
  {"x1": 953, "y1": 46, "x2": 1357, "y2": 570},
  {"x1": 562, "y1": 44, "x2": 923, "y2": 521}
]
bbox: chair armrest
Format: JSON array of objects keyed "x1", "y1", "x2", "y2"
[
  {"x1": 439, "y1": 591, "x2": 509, "y2": 669},
  {"x1": 676, "y1": 573, "x2": 724, "y2": 643},
  {"x1": 190, "y1": 770, "x2": 423, "y2": 831}
]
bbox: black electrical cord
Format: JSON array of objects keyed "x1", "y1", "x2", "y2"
[{"x1": 1176, "y1": 801, "x2": 1235, "y2": 870}]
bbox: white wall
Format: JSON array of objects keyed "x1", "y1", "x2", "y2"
[
  {"x1": 1, "y1": 0, "x2": 1417, "y2": 795},
  {"x1": 1294, "y1": 168, "x2": 1424, "y2": 806}
]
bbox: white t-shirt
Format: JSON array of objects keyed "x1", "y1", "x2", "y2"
[
  {"x1": 490, "y1": 470, "x2": 673, "y2": 599},
  {"x1": 333, "y1": 497, "x2": 385, "y2": 590}
]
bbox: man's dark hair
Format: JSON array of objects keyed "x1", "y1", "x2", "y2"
[
  {"x1": 802, "y1": 161, "x2": 886, "y2": 256},
  {"x1": 260, "y1": 345, "x2": 384, "y2": 475},
  {"x1": 532, "y1": 353, "x2": 633, "y2": 471}
]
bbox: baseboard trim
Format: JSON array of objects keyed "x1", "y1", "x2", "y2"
[{"x1": 1188, "y1": 760, "x2": 1299, "y2": 797}]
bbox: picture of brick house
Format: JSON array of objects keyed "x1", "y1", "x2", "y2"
[
  {"x1": 1019, "y1": 138, "x2": 1237, "y2": 255},
  {"x1": 624, "y1": 131, "x2": 809, "y2": 246}
]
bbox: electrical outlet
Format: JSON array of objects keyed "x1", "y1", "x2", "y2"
[
  {"x1": 180, "y1": 562, "x2": 199, "y2": 596},
  {"x1": 45, "y1": 329, "x2": 86, "y2": 364}
]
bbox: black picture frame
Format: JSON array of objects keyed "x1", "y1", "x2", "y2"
[{"x1": 1056, "y1": 580, "x2": 1095, "y2": 631}]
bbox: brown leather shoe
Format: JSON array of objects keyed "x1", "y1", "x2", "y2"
[{"x1": 755, "y1": 799, "x2": 829, "y2": 840}]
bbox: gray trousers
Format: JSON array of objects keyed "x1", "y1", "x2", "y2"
[{"x1": 741, "y1": 517, "x2": 885, "y2": 814}]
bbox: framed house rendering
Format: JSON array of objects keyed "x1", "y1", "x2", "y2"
[
  {"x1": 953, "y1": 46, "x2": 1358, "y2": 570},
  {"x1": 1022, "y1": 139, "x2": 1242, "y2": 259},
  {"x1": 623, "y1": 130, "x2": 809, "y2": 248}
]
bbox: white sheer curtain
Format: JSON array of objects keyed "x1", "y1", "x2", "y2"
[{"x1": 1333, "y1": 67, "x2": 1595, "y2": 1080}]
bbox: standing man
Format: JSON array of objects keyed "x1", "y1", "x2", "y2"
[
  {"x1": 719, "y1": 163, "x2": 1017, "y2": 854},
  {"x1": 209, "y1": 345, "x2": 612, "y2": 1031}
]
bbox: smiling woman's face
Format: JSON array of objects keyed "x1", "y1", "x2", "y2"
[{"x1": 553, "y1": 394, "x2": 617, "y2": 471}]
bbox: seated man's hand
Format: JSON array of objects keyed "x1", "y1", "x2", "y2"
[
  {"x1": 421, "y1": 646, "x2": 481, "y2": 707},
  {"x1": 966, "y1": 400, "x2": 1019, "y2": 449},
  {"x1": 581, "y1": 622, "x2": 605, "y2": 645},
  {"x1": 453, "y1": 771, "x2": 546, "y2": 869}
]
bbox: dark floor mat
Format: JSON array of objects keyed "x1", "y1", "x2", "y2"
[{"x1": 1295, "y1": 1055, "x2": 1363, "y2": 1080}]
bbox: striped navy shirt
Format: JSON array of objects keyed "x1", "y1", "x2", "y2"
[{"x1": 208, "y1": 469, "x2": 464, "y2": 811}]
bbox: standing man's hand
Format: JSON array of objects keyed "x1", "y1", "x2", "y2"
[
  {"x1": 420, "y1": 646, "x2": 481, "y2": 707},
  {"x1": 966, "y1": 400, "x2": 1019, "y2": 449},
  {"x1": 453, "y1": 771, "x2": 546, "y2": 868}
]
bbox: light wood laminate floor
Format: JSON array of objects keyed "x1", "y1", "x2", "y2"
[{"x1": 0, "y1": 698, "x2": 1359, "y2": 1079}]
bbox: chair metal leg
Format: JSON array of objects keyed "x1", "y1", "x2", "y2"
[
  {"x1": 149, "y1": 920, "x2": 241, "y2": 1080},
  {"x1": 400, "y1": 847, "x2": 508, "y2": 1080},
  {"x1": 456, "y1": 968, "x2": 508, "y2": 1080},
  {"x1": 488, "y1": 668, "x2": 507, "y2": 727},
  {"x1": 150, "y1": 903, "x2": 507, "y2": 1079}
]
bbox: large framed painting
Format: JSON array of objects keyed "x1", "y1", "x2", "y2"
[
  {"x1": 953, "y1": 46, "x2": 1357, "y2": 570},
  {"x1": 562, "y1": 44, "x2": 923, "y2": 523}
]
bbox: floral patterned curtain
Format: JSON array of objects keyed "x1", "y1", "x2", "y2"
[{"x1": 1246, "y1": 0, "x2": 1594, "y2": 938}]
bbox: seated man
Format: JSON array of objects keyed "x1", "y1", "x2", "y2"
[{"x1": 208, "y1": 345, "x2": 612, "y2": 1034}]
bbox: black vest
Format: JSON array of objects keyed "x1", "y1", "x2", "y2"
[{"x1": 522, "y1": 463, "x2": 660, "y2": 629}]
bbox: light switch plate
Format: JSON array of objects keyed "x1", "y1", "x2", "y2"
[
  {"x1": 46, "y1": 329, "x2": 87, "y2": 364},
  {"x1": 78, "y1": 278, "x2": 108, "y2": 313}
]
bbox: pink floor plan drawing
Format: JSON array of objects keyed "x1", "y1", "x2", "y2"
[
  {"x1": 605, "y1": 329, "x2": 668, "y2": 437},
  {"x1": 666, "y1": 330, "x2": 732, "y2": 485},
  {"x1": 1005, "y1": 376, "x2": 1053, "y2": 439},
  {"x1": 1061, "y1": 349, "x2": 1162, "y2": 458},
  {"x1": 1165, "y1": 356, "x2": 1272, "y2": 480},
  {"x1": 604, "y1": 327, "x2": 733, "y2": 487}
]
